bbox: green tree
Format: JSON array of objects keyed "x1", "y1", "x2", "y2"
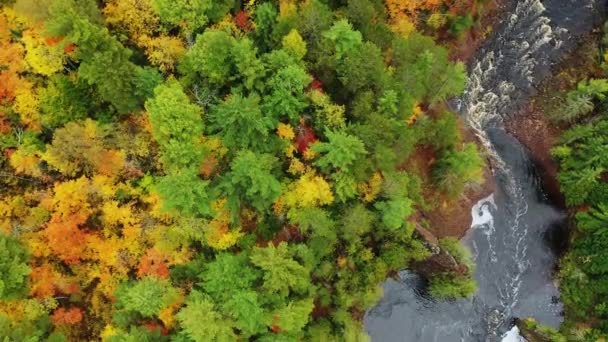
[
  {"x1": 340, "y1": 204, "x2": 375, "y2": 240},
  {"x1": 311, "y1": 130, "x2": 367, "y2": 173},
  {"x1": 222, "y1": 290, "x2": 268, "y2": 337},
  {"x1": 47, "y1": 0, "x2": 143, "y2": 114},
  {"x1": 200, "y1": 253, "x2": 260, "y2": 302},
  {"x1": 323, "y1": 20, "x2": 362, "y2": 59},
  {"x1": 199, "y1": 254, "x2": 267, "y2": 336},
  {"x1": 152, "y1": 0, "x2": 210, "y2": 35},
  {"x1": 288, "y1": 208, "x2": 337, "y2": 258},
  {"x1": 428, "y1": 272, "x2": 477, "y2": 299},
  {"x1": 345, "y1": 0, "x2": 393, "y2": 49},
  {"x1": 231, "y1": 38, "x2": 265, "y2": 90},
  {"x1": 250, "y1": 242, "x2": 311, "y2": 298},
  {"x1": 105, "y1": 326, "x2": 167, "y2": 342},
  {"x1": 115, "y1": 277, "x2": 180, "y2": 317},
  {"x1": 296, "y1": 0, "x2": 334, "y2": 64},
  {"x1": 552, "y1": 120, "x2": 608, "y2": 205},
  {"x1": 0, "y1": 234, "x2": 30, "y2": 300},
  {"x1": 180, "y1": 30, "x2": 235, "y2": 85},
  {"x1": 263, "y1": 64, "x2": 311, "y2": 123},
  {"x1": 176, "y1": 291, "x2": 237, "y2": 342},
  {"x1": 374, "y1": 198, "x2": 414, "y2": 231},
  {"x1": 252, "y1": 2, "x2": 279, "y2": 52},
  {"x1": 206, "y1": 0, "x2": 235, "y2": 23},
  {"x1": 155, "y1": 171, "x2": 213, "y2": 217},
  {"x1": 39, "y1": 75, "x2": 98, "y2": 128},
  {"x1": 224, "y1": 150, "x2": 282, "y2": 213},
  {"x1": 336, "y1": 41, "x2": 387, "y2": 94},
  {"x1": 145, "y1": 80, "x2": 204, "y2": 171},
  {"x1": 433, "y1": 143, "x2": 485, "y2": 198},
  {"x1": 392, "y1": 33, "x2": 466, "y2": 104},
  {"x1": 282, "y1": 30, "x2": 307, "y2": 61},
  {"x1": 208, "y1": 93, "x2": 275, "y2": 151},
  {"x1": 269, "y1": 298, "x2": 314, "y2": 334}
]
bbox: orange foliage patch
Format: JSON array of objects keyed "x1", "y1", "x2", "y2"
[
  {"x1": 0, "y1": 71, "x2": 20, "y2": 104},
  {"x1": 63, "y1": 43, "x2": 76, "y2": 54},
  {"x1": 137, "y1": 249, "x2": 170, "y2": 279},
  {"x1": 96, "y1": 150, "x2": 125, "y2": 177},
  {"x1": 51, "y1": 307, "x2": 84, "y2": 326},
  {"x1": 199, "y1": 155, "x2": 218, "y2": 179},
  {"x1": 30, "y1": 264, "x2": 58, "y2": 299},
  {"x1": 30, "y1": 264, "x2": 81, "y2": 299},
  {"x1": 44, "y1": 36, "x2": 75, "y2": 53},
  {"x1": 142, "y1": 322, "x2": 169, "y2": 336},
  {"x1": 44, "y1": 212, "x2": 89, "y2": 265},
  {"x1": 3, "y1": 148, "x2": 15, "y2": 160},
  {"x1": 45, "y1": 36, "x2": 64, "y2": 46},
  {"x1": 0, "y1": 116, "x2": 10, "y2": 134}
]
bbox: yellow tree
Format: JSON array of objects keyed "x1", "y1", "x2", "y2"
[
  {"x1": 280, "y1": 171, "x2": 334, "y2": 211},
  {"x1": 12, "y1": 80, "x2": 41, "y2": 131},
  {"x1": 103, "y1": 0, "x2": 160, "y2": 46},
  {"x1": 22, "y1": 29, "x2": 64, "y2": 76}
]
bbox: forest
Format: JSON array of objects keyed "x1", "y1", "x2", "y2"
[{"x1": 0, "y1": 0, "x2": 488, "y2": 340}]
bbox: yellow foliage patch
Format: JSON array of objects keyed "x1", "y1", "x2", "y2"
[
  {"x1": 391, "y1": 15, "x2": 416, "y2": 38},
  {"x1": 10, "y1": 148, "x2": 42, "y2": 177},
  {"x1": 22, "y1": 30, "x2": 64, "y2": 76},
  {"x1": 51, "y1": 177, "x2": 92, "y2": 218},
  {"x1": 277, "y1": 122, "x2": 296, "y2": 140},
  {"x1": 282, "y1": 171, "x2": 334, "y2": 209},
  {"x1": 288, "y1": 158, "x2": 306, "y2": 175},
  {"x1": 144, "y1": 35, "x2": 186, "y2": 72},
  {"x1": 103, "y1": 0, "x2": 159, "y2": 46},
  {"x1": 205, "y1": 199, "x2": 243, "y2": 250},
  {"x1": 407, "y1": 103, "x2": 424, "y2": 125},
  {"x1": 358, "y1": 172, "x2": 383, "y2": 203},
  {"x1": 13, "y1": 82, "x2": 41, "y2": 131},
  {"x1": 302, "y1": 148, "x2": 316, "y2": 160}
]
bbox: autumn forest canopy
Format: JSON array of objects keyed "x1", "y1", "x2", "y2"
[{"x1": 0, "y1": 0, "x2": 487, "y2": 340}]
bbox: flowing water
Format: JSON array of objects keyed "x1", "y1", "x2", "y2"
[{"x1": 364, "y1": 0, "x2": 605, "y2": 341}]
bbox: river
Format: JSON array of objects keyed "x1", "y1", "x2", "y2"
[{"x1": 364, "y1": 0, "x2": 605, "y2": 341}]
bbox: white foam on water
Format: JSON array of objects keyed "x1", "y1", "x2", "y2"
[
  {"x1": 471, "y1": 194, "x2": 497, "y2": 228},
  {"x1": 501, "y1": 326, "x2": 527, "y2": 342}
]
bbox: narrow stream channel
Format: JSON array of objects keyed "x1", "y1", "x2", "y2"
[{"x1": 364, "y1": 1, "x2": 604, "y2": 341}]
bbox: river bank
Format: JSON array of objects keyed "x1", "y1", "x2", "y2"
[
  {"x1": 506, "y1": 30, "x2": 605, "y2": 210},
  {"x1": 421, "y1": 0, "x2": 508, "y2": 240}
]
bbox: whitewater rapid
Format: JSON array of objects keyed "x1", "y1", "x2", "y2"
[{"x1": 501, "y1": 326, "x2": 526, "y2": 342}]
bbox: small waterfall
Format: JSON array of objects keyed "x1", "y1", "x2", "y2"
[{"x1": 462, "y1": 0, "x2": 561, "y2": 165}]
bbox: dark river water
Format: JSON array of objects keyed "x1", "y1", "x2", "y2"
[{"x1": 364, "y1": 0, "x2": 605, "y2": 341}]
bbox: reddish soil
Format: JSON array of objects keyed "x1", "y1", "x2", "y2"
[
  {"x1": 406, "y1": 116, "x2": 496, "y2": 239},
  {"x1": 506, "y1": 100, "x2": 565, "y2": 207},
  {"x1": 423, "y1": 164, "x2": 495, "y2": 239}
]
